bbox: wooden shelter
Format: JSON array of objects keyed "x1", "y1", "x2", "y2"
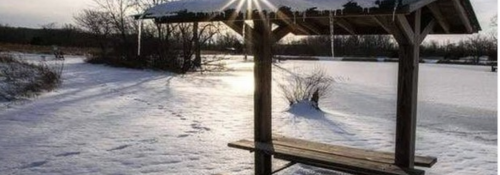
[{"x1": 140, "y1": 0, "x2": 480, "y2": 174}]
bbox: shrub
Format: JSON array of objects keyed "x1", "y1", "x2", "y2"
[
  {"x1": 277, "y1": 66, "x2": 334, "y2": 109},
  {"x1": 0, "y1": 54, "x2": 63, "y2": 101}
]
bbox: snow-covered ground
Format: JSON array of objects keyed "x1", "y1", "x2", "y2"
[{"x1": 0, "y1": 54, "x2": 496, "y2": 175}]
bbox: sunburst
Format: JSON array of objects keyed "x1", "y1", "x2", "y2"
[{"x1": 218, "y1": 0, "x2": 279, "y2": 19}]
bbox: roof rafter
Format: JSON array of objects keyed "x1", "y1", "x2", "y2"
[
  {"x1": 452, "y1": 0, "x2": 473, "y2": 33},
  {"x1": 336, "y1": 18, "x2": 356, "y2": 35},
  {"x1": 426, "y1": 2, "x2": 450, "y2": 33},
  {"x1": 401, "y1": 0, "x2": 437, "y2": 13}
]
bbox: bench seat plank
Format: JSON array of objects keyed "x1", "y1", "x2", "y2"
[
  {"x1": 229, "y1": 139, "x2": 424, "y2": 175},
  {"x1": 272, "y1": 135, "x2": 436, "y2": 168}
]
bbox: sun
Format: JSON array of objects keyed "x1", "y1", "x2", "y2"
[{"x1": 219, "y1": 0, "x2": 278, "y2": 15}]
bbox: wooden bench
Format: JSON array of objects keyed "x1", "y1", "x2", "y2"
[{"x1": 229, "y1": 135, "x2": 437, "y2": 175}]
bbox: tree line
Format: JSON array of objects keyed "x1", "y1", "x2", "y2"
[
  {"x1": 0, "y1": 0, "x2": 497, "y2": 74},
  {"x1": 274, "y1": 33, "x2": 497, "y2": 62}
]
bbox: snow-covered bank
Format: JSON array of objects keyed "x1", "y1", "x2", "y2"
[{"x1": 0, "y1": 56, "x2": 496, "y2": 175}]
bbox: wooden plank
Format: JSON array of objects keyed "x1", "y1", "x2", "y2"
[
  {"x1": 427, "y1": 3, "x2": 450, "y2": 33},
  {"x1": 228, "y1": 140, "x2": 425, "y2": 175},
  {"x1": 452, "y1": 0, "x2": 473, "y2": 33},
  {"x1": 272, "y1": 135, "x2": 436, "y2": 168},
  {"x1": 395, "y1": 9, "x2": 421, "y2": 169},
  {"x1": 228, "y1": 138, "x2": 436, "y2": 168},
  {"x1": 252, "y1": 18, "x2": 273, "y2": 175}
]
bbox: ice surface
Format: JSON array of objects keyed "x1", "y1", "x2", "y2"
[{"x1": 0, "y1": 54, "x2": 496, "y2": 175}]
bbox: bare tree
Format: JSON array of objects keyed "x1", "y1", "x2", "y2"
[
  {"x1": 467, "y1": 35, "x2": 489, "y2": 63},
  {"x1": 92, "y1": 0, "x2": 136, "y2": 56},
  {"x1": 74, "y1": 9, "x2": 113, "y2": 56},
  {"x1": 171, "y1": 22, "x2": 222, "y2": 73},
  {"x1": 73, "y1": 0, "x2": 224, "y2": 73}
]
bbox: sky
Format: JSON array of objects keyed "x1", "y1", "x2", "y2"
[
  {"x1": 0, "y1": 0, "x2": 497, "y2": 42},
  {"x1": 0, "y1": 0, "x2": 95, "y2": 28}
]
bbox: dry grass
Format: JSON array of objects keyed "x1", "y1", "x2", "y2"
[
  {"x1": 0, "y1": 54, "x2": 63, "y2": 101},
  {"x1": 277, "y1": 66, "x2": 334, "y2": 109}
]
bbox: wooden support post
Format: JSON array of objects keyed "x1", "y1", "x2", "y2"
[
  {"x1": 253, "y1": 17, "x2": 273, "y2": 175},
  {"x1": 374, "y1": 11, "x2": 435, "y2": 169},
  {"x1": 394, "y1": 10, "x2": 421, "y2": 169},
  {"x1": 193, "y1": 22, "x2": 201, "y2": 68}
]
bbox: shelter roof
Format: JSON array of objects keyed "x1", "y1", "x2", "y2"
[
  {"x1": 140, "y1": 0, "x2": 481, "y2": 35},
  {"x1": 145, "y1": 0, "x2": 420, "y2": 17}
]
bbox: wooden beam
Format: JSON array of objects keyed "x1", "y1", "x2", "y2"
[
  {"x1": 296, "y1": 20, "x2": 324, "y2": 35},
  {"x1": 452, "y1": 0, "x2": 474, "y2": 33},
  {"x1": 284, "y1": 22, "x2": 310, "y2": 35},
  {"x1": 372, "y1": 16, "x2": 407, "y2": 44},
  {"x1": 419, "y1": 19, "x2": 436, "y2": 44},
  {"x1": 222, "y1": 21, "x2": 244, "y2": 36},
  {"x1": 272, "y1": 14, "x2": 311, "y2": 36},
  {"x1": 222, "y1": 20, "x2": 261, "y2": 43},
  {"x1": 372, "y1": 16, "x2": 391, "y2": 33},
  {"x1": 395, "y1": 9, "x2": 421, "y2": 169},
  {"x1": 396, "y1": 15, "x2": 415, "y2": 44},
  {"x1": 253, "y1": 17, "x2": 273, "y2": 175},
  {"x1": 427, "y1": 3, "x2": 450, "y2": 33},
  {"x1": 336, "y1": 18, "x2": 356, "y2": 35},
  {"x1": 272, "y1": 24, "x2": 291, "y2": 43},
  {"x1": 402, "y1": 0, "x2": 437, "y2": 13}
]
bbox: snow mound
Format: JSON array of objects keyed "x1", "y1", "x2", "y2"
[{"x1": 287, "y1": 100, "x2": 323, "y2": 117}]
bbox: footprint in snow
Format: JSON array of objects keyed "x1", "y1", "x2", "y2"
[
  {"x1": 55, "y1": 152, "x2": 81, "y2": 157},
  {"x1": 107, "y1": 144, "x2": 131, "y2": 151},
  {"x1": 191, "y1": 123, "x2": 211, "y2": 131},
  {"x1": 133, "y1": 98, "x2": 151, "y2": 105},
  {"x1": 139, "y1": 138, "x2": 158, "y2": 144},
  {"x1": 21, "y1": 160, "x2": 49, "y2": 169}
]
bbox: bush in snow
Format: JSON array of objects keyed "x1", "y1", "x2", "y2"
[
  {"x1": 0, "y1": 54, "x2": 63, "y2": 101},
  {"x1": 277, "y1": 66, "x2": 334, "y2": 110}
]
